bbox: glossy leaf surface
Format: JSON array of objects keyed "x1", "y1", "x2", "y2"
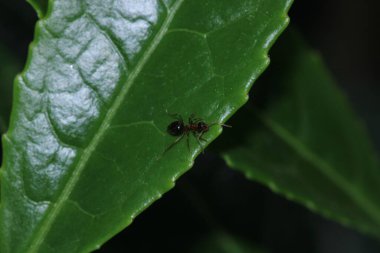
[
  {"x1": 0, "y1": 0, "x2": 292, "y2": 252},
  {"x1": 220, "y1": 30, "x2": 380, "y2": 238}
]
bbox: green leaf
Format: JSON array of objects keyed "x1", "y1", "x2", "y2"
[
  {"x1": 0, "y1": 44, "x2": 20, "y2": 134},
  {"x1": 192, "y1": 233, "x2": 267, "y2": 253},
  {"x1": 27, "y1": 0, "x2": 49, "y2": 18},
  {"x1": 220, "y1": 30, "x2": 380, "y2": 238},
  {"x1": 0, "y1": 0, "x2": 292, "y2": 252}
]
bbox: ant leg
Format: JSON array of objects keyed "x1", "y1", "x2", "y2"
[
  {"x1": 198, "y1": 132, "x2": 207, "y2": 142},
  {"x1": 172, "y1": 114, "x2": 183, "y2": 121},
  {"x1": 193, "y1": 132, "x2": 205, "y2": 154},
  {"x1": 186, "y1": 131, "x2": 190, "y2": 151},
  {"x1": 196, "y1": 131, "x2": 209, "y2": 143},
  {"x1": 193, "y1": 118, "x2": 203, "y2": 123},
  {"x1": 189, "y1": 114, "x2": 203, "y2": 124},
  {"x1": 189, "y1": 114, "x2": 195, "y2": 124},
  {"x1": 166, "y1": 110, "x2": 183, "y2": 121},
  {"x1": 164, "y1": 134, "x2": 184, "y2": 154},
  {"x1": 189, "y1": 114, "x2": 204, "y2": 124}
]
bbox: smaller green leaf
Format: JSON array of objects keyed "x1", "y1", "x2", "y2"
[
  {"x1": 0, "y1": 44, "x2": 20, "y2": 134},
  {"x1": 219, "y1": 29, "x2": 380, "y2": 238},
  {"x1": 192, "y1": 233, "x2": 267, "y2": 253}
]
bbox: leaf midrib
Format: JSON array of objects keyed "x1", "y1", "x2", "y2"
[
  {"x1": 27, "y1": 1, "x2": 185, "y2": 252},
  {"x1": 258, "y1": 112, "x2": 380, "y2": 227}
]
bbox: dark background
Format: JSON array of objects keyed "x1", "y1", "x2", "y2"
[{"x1": 0, "y1": 0, "x2": 379, "y2": 252}]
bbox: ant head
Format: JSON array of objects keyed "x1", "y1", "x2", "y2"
[{"x1": 197, "y1": 122, "x2": 209, "y2": 132}]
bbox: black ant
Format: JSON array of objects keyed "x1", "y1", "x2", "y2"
[{"x1": 165, "y1": 113, "x2": 230, "y2": 153}]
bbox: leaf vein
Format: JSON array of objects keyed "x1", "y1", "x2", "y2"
[{"x1": 84, "y1": 13, "x2": 130, "y2": 70}]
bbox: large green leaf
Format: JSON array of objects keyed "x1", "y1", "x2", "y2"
[
  {"x1": 0, "y1": 44, "x2": 20, "y2": 134},
  {"x1": 0, "y1": 0, "x2": 292, "y2": 252},
  {"x1": 220, "y1": 30, "x2": 380, "y2": 237}
]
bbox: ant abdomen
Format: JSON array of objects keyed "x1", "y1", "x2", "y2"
[{"x1": 167, "y1": 120, "x2": 185, "y2": 136}]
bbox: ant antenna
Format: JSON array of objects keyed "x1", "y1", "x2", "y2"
[{"x1": 209, "y1": 122, "x2": 232, "y2": 128}]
